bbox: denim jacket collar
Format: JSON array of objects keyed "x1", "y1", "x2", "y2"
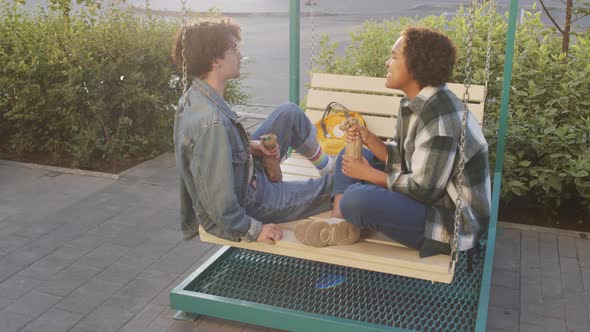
[{"x1": 192, "y1": 78, "x2": 240, "y2": 124}]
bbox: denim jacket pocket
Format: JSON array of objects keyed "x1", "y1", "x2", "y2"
[{"x1": 232, "y1": 148, "x2": 248, "y2": 164}]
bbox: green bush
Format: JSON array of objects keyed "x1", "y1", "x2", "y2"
[
  {"x1": 314, "y1": 5, "x2": 590, "y2": 213},
  {"x1": 0, "y1": 0, "x2": 249, "y2": 170}
]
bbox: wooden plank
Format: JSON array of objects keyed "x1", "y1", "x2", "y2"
[
  {"x1": 307, "y1": 91, "x2": 483, "y2": 125},
  {"x1": 276, "y1": 210, "x2": 405, "y2": 249},
  {"x1": 468, "y1": 103, "x2": 484, "y2": 124},
  {"x1": 361, "y1": 230, "x2": 407, "y2": 248},
  {"x1": 281, "y1": 163, "x2": 320, "y2": 178},
  {"x1": 306, "y1": 89, "x2": 402, "y2": 117},
  {"x1": 286, "y1": 153, "x2": 307, "y2": 160},
  {"x1": 311, "y1": 73, "x2": 486, "y2": 103},
  {"x1": 281, "y1": 155, "x2": 322, "y2": 180},
  {"x1": 311, "y1": 73, "x2": 402, "y2": 96},
  {"x1": 282, "y1": 173, "x2": 317, "y2": 182},
  {"x1": 199, "y1": 222, "x2": 453, "y2": 283},
  {"x1": 281, "y1": 155, "x2": 316, "y2": 169},
  {"x1": 447, "y1": 83, "x2": 486, "y2": 103},
  {"x1": 305, "y1": 109, "x2": 396, "y2": 139}
]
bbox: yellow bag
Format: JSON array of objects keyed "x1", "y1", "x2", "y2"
[{"x1": 315, "y1": 102, "x2": 366, "y2": 156}]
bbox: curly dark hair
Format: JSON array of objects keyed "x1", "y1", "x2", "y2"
[
  {"x1": 171, "y1": 18, "x2": 241, "y2": 78},
  {"x1": 402, "y1": 27, "x2": 457, "y2": 88}
]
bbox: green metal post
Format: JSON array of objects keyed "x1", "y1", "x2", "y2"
[
  {"x1": 475, "y1": 0, "x2": 518, "y2": 330},
  {"x1": 289, "y1": 0, "x2": 300, "y2": 104}
]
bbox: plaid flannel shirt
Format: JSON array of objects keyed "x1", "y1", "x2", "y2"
[{"x1": 384, "y1": 85, "x2": 491, "y2": 251}]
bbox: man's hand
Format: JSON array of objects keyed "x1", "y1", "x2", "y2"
[
  {"x1": 345, "y1": 122, "x2": 370, "y2": 143},
  {"x1": 251, "y1": 140, "x2": 280, "y2": 160},
  {"x1": 342, "y1": 155, "x2": 372, "y2": 181},
  {"x1": 257, "y1": 224, "x2": 283, "y2": 244}
]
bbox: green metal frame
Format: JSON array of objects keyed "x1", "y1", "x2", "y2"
[
  {"x1": 289, "y1": 0, "x2": 300, "y2": 104},
  {"x1": 170, "y1": 0, "x2": 519, "y2": 330},
  {"x1": 171, "y1": 246, "x2": 412, "y2": 332},
  {"x1": 475, "y1": 0, "x2": 519, "y2": 329}
]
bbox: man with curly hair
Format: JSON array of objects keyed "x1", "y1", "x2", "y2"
[
  {"x1": 171, "y1": 19, "x2": 335, "y2": 245},
  {"x1": 328, "y1": 27, "x2": 491, "y2": 257}
]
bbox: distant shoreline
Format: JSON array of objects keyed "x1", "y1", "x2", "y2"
[
  {"x1": 130, "y1": 6, "x2": 341, "y2": 18},
  {"x1": 130, "y1": 3, "x2": 568, "y2": 18},
  {"x1": 129, "y1": 4, "x2": 585, "y2": 30}
]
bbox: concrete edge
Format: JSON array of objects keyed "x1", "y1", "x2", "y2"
[
  {"x1": 0, "y1": 159, "x2": 120, "y2": 180},
  {"x1": 499, "y1": 221, "x2": 590, "y2": 239}
]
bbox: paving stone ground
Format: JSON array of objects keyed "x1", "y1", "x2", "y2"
[{"x1": 0, "y1": 105, "x2": 588, "y2": 332}]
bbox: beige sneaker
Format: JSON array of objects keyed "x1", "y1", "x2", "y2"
[{"x1": 294, "y1": 217, "x2": 360, "y2": 247}]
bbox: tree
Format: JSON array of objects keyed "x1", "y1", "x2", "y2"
[
  {"x1": 539, "y1": 0, "x2": 590, "y2": 54},
  {"x1": 48, "y1": 0, "x2": 131, "y2": 19}
]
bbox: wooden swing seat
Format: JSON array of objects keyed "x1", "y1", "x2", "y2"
[{"x1": 199, "y1": 73, "x2": 485, "y2": 283}]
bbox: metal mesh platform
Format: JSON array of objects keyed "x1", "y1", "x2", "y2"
[{"x1": 174, "y1": 246, "x2": 486, "y2": 332}]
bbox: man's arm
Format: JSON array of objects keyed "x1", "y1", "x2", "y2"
[
  {"x1": 179, "y1": 178, "x2": 199, "y2": 240},
  {"x1": 190, "y1": 121, "x2": 262, "y2": 242}
]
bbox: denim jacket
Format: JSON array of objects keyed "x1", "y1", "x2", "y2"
[{"x1": 174, "y1": 78, "x2": 262, "y2": 242}]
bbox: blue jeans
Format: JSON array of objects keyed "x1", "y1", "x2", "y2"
[
  {"x1": 245, "y1": 103, "x2": 333, "y2": 223},
  {"x1": 334, "y1": 148, "x2": 426, "y2": 249}
]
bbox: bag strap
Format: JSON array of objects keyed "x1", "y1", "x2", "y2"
[{"x1": 320, "y1": 102, "x2": 351, "y2": 138}]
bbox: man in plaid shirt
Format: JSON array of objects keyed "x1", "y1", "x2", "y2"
[{"x1": 331, "y1": 27, "x2": 491, "y2": 257}]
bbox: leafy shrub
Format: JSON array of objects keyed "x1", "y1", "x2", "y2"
[
  {"x1": 314, "y1": 4, "x2": 590, "y2": 213},
  {"x1": 0, "y1": 0, "x2": 249, "y2": 170}
]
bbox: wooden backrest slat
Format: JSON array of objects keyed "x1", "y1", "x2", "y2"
[
  {"x1": 307, "y1": 73, "x2": 485, "y2": 131},
  {"x1": 311, "y1": 73, "x2": 486, "y2": 103}
]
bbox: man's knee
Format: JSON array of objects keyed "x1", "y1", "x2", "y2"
[{"x1": 275, "y1": 102, "x2": 304, "y2": 118}]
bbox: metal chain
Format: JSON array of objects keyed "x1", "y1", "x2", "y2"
[
  {"x1": 309, "y1": 0, "x2": 317, "y2": 72},
  {"x1": 483, "y1": 0, "x2": 496, "y2": 101},
  {"x1": 145, "y1": 0, "x2": 151, "y2": 17},
  {"x1": 451, "y1": 0, "x2": 476, "y2": 271},
  {"x1": 180, "y1": 0, "x2": 189, "y2": 94}
]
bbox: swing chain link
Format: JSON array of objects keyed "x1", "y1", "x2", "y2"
[
  {"x1": 451, "y1": 0, "x2": 476, "y2": 270},
  {"x1": 181, "y1": 0, "x2": 189, "y2": 94}
]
